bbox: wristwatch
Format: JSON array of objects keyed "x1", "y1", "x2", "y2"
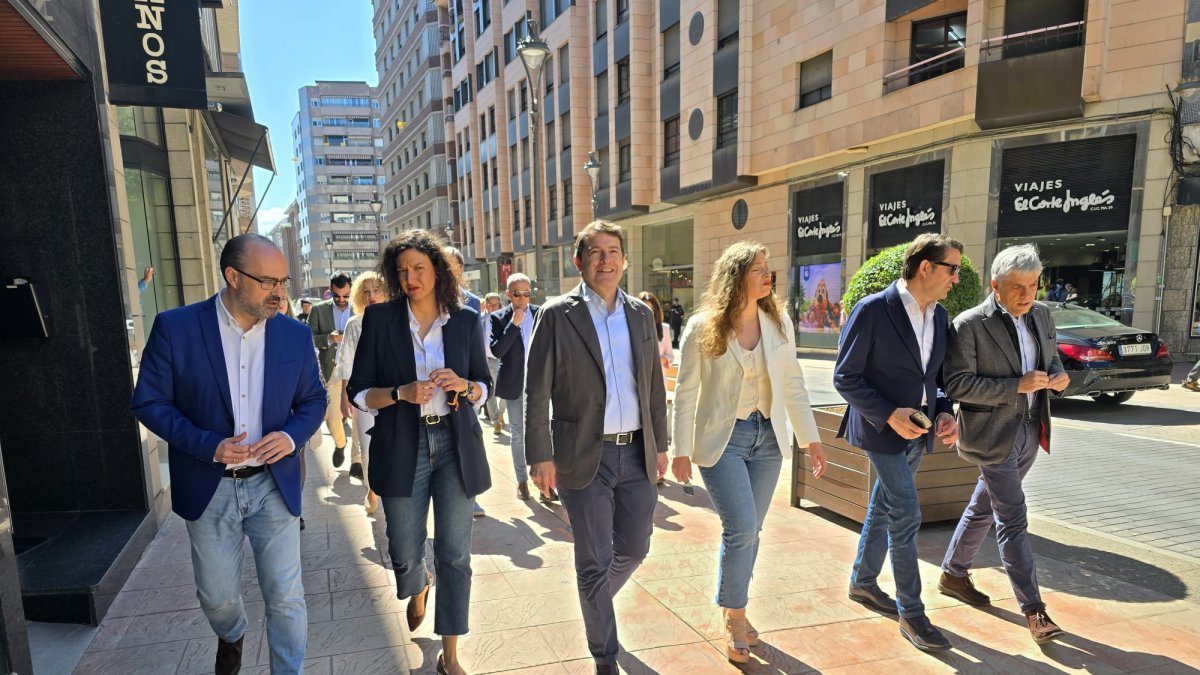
[
  {"x1": 390, "y1": 385, "x2": 401, "y2": 402},
  {"x1": 464, "y1": 382, "x2": 475, "y2": 401}
]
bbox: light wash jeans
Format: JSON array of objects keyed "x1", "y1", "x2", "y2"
[
  {"x1": 502, "y1": 397, "x2": 528, "y2": 483},
  {"x1": 381, "y1": 423, "x2": 475, "y2": 636},
  {"x1": 484, "y1": 357, "x2": 501, "y2": 419},
  {"x1": 850, "y1": 438, "x2": 926, "y2": 618},
  {"x1": 697, "y1": 412, "x2": 782, "y2": 609},
  {"x1": 186, "y1": 470, "x2": 306, "y2": 674}
]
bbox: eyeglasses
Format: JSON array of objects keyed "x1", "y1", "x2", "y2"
[
  {"x1": 930, "y1": 261, "x2": 961, "y2": 276},
  {"x1": 235, "y1": 268, "x2": 291, "y2": 290},
  {"x1": 510, "y1": 291, "x2": 532, "y2": 298}
]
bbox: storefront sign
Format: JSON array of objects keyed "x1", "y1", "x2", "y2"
[
  {"x1": 100, "y1": 0, "x2": 208, "y2": 109},
  {"x1": 791, "y1": 183, "x2": 844, "y2": 257},
  {"x1": 997, "y1": 135, "x2": 1136, "y2": 238},
  {"x1": 869, "y1": 160, "x2": 944, "y2": 249}
]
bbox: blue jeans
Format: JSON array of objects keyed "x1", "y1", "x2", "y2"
[
  {"x1": 381, "y1": 423, "x2": 474, "y2": 636},
  {"x1": 697, "y1": 413, "x2": 782, "y2": 609},
  {"x1": 186, "y1": 471, "x2": 306, "y2": 674},
  {"x1": 503, "y1": 397, "x2": 528, "y2": 483},
  {"x1": 850, "y1": 438, "x2": 925, "y2": 618},
  {"x1": 942, "y1": 420, "x2": 1044, "y2": 612}
]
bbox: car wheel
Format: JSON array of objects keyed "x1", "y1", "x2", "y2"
[{"x1": 1091, "y1": 392, "x2": 1134, "y2": 405}]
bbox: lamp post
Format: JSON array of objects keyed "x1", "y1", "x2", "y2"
[
  {"x1": 324, "y1": 238, "x2": 334, "y2": 279},
  {"x1": 445, "y1": 219, "x2": 457, "y2": 246},
  {"x1": 302, "y1": 258, "x2": 311, "y2": 296},
  {"x1": 518, "y1": 14, "x2": 551, "y2": 301},
  {"x1": 369, "y1": 194, "x2": 384, "y2": 254},
  {"x1": 584, "y1": 151, "x2": 602, "y2": 214}
]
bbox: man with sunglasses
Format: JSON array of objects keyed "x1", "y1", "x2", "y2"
[
  {"x1": 834, "y1": 233, "x2": 962, "y2": 653},
  {"x1": 490, "y1": 273, "x2": 549, "y2": 502},
  {"x1": 309, "y1": 271, "x2": 355, "y2": 470},
  {"x1": 132, "y1": 234, "x2": 326, "y2": 674}
]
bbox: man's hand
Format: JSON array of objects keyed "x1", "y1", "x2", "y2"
[
  {"x1": 512, "y1": 306, "x2": 527, "y2": 326},
  {"x1": 887, "y1": 407, "x2": 928, "y2": 440},
  {"x1": 808, "y1": 442, "x2": 828, "y2": 479},
  {"x1": 671, "y1": 456, "x2": 693, "y2": 483},
  {"x1": 1018, "y1": 370, "x2": 1049, "y2": 394},
  {"x1": 340, "y1": 388, "x2": 353, "y2": 420},
  {"x1": 214, "y1": 432, "x2": 249, "y2": 464},
  {"x1": 1047, "y1": 372, "x2": 1070, "y2": 392},
  {"x1": 935, "y1": 413, "x2": 959, "y2": 446},
  {"x1": 329, "y1": 330, "x2": 343, "y2": 344},
  {"x1": 656, "y1": 452, "x2": 669, "y2": 481},
  {"x1": 251, "y1": 431, "x2": 295, "y2": 464},
  {"x1": 531, "y1": 460, "x2": 557, "y2": 495}
]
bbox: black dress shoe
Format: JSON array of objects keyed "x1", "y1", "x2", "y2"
[
  {"x1": 848, "y1": 584, "x2": 898, "y2": 615},
  {"x1": 517, "y1": 481, "x2": 531, "y2": 501},
  {"x1": 332, "y1": 446, "x2": 345, "y2": 468},
  {"x1": 540, "y1": 487, "x2": 559, "y2": 503},
  {"x1": 595, "y1": 664, "x2": 617, "y2": 675},
  {"x1": 215, "y1": 635, "x2": 244, "y2": 675},
  {"x1": 349, "y1": 462, "x2": 364, "y2": 480},
  {"x1": 899, "y1": 615, "x2": 952, "y2": 652}
]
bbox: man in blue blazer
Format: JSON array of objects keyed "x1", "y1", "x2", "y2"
[
  {"x1": 834, "y1": 233, "x2": 962, "y2": 653},
  {"x1": 490, "y1": 272, "x2": 544, "y2": 502},
  {"x1": 131, "y1": 235, "x2": 326, "y2": 675}
]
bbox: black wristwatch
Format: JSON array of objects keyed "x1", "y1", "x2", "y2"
[{"x1": 390, "y1": 385, "x2": 401, "y2": 402}]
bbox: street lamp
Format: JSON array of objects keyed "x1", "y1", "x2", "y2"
[
  {"x1": 518, "y1": 13, "x2": 551, "y2": 300},
  {"x1": 369, "y1": 194, "x2": 384, "y2": 254},
  {"x1": 584, "y1": 151, "x2": 602, "y2": 214},
  {"x1": 302, "y1": 257, "x2": 311, "y2": 296},
  {"x1": 324, "y1": 238, "x2": 334, "y2": 278},
  {"x1": 444, "y1": 219, "x2": 457, "y2": 246}
]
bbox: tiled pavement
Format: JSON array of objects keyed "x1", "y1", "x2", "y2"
[{"x1": 75, "y1": 417, "x2": 1200, "y2": 674}]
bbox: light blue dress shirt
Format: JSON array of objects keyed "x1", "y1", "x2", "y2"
[{"x1": 581, "y1": 285, "x2": 641, "y2": 434}]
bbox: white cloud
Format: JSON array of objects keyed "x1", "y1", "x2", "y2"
[{"x1": 255, "y1": 206, "x2": 289, "y2": 233}]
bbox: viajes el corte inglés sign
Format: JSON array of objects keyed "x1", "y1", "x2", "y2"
[
  {"x1": 869, "y1": 160, "x2": 945, "y2": 249},
  {"x1": 791, "y1": 182, "x2": 844, "y2": 257}
]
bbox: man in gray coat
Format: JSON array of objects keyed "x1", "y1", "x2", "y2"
[
  {"x1": 939, "y1": 243, "x2": 1069, "y2": 644},
  {"x1": 525, "y1": 220, "x2": 668, "y2": 675},
  {"x1": 308, "y1": 272, "x2": 354, "y2": 469}
]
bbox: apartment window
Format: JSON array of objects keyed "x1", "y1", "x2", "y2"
[
  {"x1": 474, "y1": 0, "x2": 491, "y2": 35},
  {"x1": 510, "y1": 146, "x2": 518, "y2": 175},
  {"x1": 596, "y1": 71, "x2": 609, "y2": 113},
  {"x1": 488, "y1": 106, "x2": 496, "y2": 135},
  {"x1": 545, "y1": 56, "x2": 554, "y2": 94},
  {"x1": 563, "y1": 179, "x2": 573, "y2": 215},
  {"x1": 716, "y1": 0, "x2": 738, "y2": 48},
  {"x1": 798, "y1": 50, "x2": 833, "y2": 108},
  {"x1": 615, "y1": 0, "x2": 628, "y2": 24},
  {"x1": 524, "y1": 197, "x2": 532, "y2": 227},
  {"x1": 508, "y1": 89, "x2": 517, "y2": 119},
  {"x1": 520, "y1": 84, "x2": 528, "y2": 112},
  {"x1": 546, "y1": 121, "x2": 556, "y2": 157},
  {"x1": 504, "y1": 29, "x2": 515, "y2": 63},
  {"x1": 595, "y1": 0, "x2": 608, "y2": 39},
  {"x1": 616, "y1": 59, "x2": 630, "y2": 104},
  {"x1": 561, "y1": 112, "x2": 571, "y2": 148},
  {"x1": 548, "y1": 186, "x2": 558, "y2": 220},
  {"x1": 559, "y1": 45, "x2": 570, "y2": 84},
  {"x1": 663, "y1": 24, "x2": 680, "y2": 78},
  {"x1": 716, "y1": 91, "x2": 738, "y2": 148},
  {"x1": 597, "y1": 147, "x2": 609, "y2": 189},
  {"x1": 663, "y1": 116, "x2": 680, "y2": 167},
  {"x1": 618, "y1": 142, "x2": 631, "y2": 182},
  {"x1": 910, "y1": 13, "x2": 967, "y2": 85}
]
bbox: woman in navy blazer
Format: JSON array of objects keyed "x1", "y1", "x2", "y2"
[{"x1": 346, "y1": 231, "x2": 491, "y2": 675}]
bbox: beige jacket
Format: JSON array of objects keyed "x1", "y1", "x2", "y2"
[{"x1": 672, "y1": 309, "x2": 821, "y2": 468}]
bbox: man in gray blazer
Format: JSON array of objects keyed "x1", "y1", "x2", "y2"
[
  {"x1": 525, "y1": 220, "x2": 668, "y2": 675},
  {"x1": 308, "y1": 271, "x2": 354, "y2": 469},
  {"x1": 940, "y1": 243, "x2": 1069, "y2": 644}
]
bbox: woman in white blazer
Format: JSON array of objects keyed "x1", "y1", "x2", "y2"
[{"x1": 671, "y1": 241, "x2": 828, "y2": 664}]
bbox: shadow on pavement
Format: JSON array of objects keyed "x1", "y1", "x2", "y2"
[
  {"x1": 1050, "y1": 397, "x2": 1200, "y2": 426},
  {"x1": 1026, "y1": 533, "x2": 1190, "y2": 602}
]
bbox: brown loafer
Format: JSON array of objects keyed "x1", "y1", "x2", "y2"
[
  {"x1": 1026, "y1": 609, "x2": 1064, "y2": 643},
  {"x1": 938, "y1": 571, "x2": 991, "y2": 606},
  {"x1": 517, "y1": 481, "x2": 531, "y2": 501},
  {"x1": 407, "y1": 571, "x2": 434, "y2": 631},
  {"x1": 215, "y1": 635, "x2": 244, "y2": 675}
]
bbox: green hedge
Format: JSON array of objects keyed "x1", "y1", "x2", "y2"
[{"x1": 842, "y1": 244, "x2": 983, "y2": 318}]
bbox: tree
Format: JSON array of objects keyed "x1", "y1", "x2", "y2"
[{"x1": 842, "y1": 244, "x2": 983, "y2": 318}]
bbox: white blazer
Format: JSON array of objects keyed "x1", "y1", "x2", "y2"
[{"x1": 672, "y1": 309, "x2": 821, "y2": 468}]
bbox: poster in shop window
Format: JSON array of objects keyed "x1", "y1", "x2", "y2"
[
  {"x1": 794, "y1": 263, "x2": 844, "y2": 335},
  {"x1": 868, "y1": 160, "x2": 945, "y2": 249}
]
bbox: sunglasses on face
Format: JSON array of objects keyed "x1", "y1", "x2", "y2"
[
  {"x1": 930, "y1": 261, "x2": 961, "y2": 276},
  {"x1": 510, "y1": 291, "x2": 532, "y2": 298},
  {"x1": 331, "y1": 293, "x2": 351, "y2": 300}
]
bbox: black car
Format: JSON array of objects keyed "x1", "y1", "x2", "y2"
[{"x1": 1047, "y1": 302, "x2": 1172, "y2": 404}]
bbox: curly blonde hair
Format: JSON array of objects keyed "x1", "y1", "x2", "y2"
[
  {"x1": 349, "y1": 271, "x2": 386, "y2": 315},
  {"x1": 695, "y1": 241, "x2": 787, "y2": 359}
]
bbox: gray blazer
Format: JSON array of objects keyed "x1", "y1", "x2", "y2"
[
  {"x1": 524, "y1": 283, "x2": 669, "y2": 490},
  {"x1": 307, "y1": 300, "x2": 343, "y2": 382},
  {"x1": 944, "y1": 294, "x2": 1064, "y2": 465}
]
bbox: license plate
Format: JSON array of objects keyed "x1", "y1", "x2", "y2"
[{"x1": 1119, "y1": 343, "x2": 1152, "y2": 356}]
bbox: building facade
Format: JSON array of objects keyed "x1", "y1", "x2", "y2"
[
  {"x1": 291, "y1": 81, "x2": 386, "y2": 295},
  {"x1": 373, "y1": 0, "x2": 452, "y2": 264}
]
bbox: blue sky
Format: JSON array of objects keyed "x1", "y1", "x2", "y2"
[{"x1": 240, "y1": 1, "x2": 378, "y2": 231}]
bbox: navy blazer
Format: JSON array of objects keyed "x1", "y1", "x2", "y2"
[
  {"x1": 346, "y1": 299, "x2": 493, "y2": 498},
  {"x1": 489, "y1": 303, "x2": 540, "y2": 400},
  {"x1": 833, "y1": 282, "x2": 954, "y2": 455},
  {"x1": 131, "y1": 296, "x2": 327, "y2": 520}
]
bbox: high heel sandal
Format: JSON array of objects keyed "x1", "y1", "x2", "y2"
[
  {"x1": 745, "y1": 617, "x2": 760, "y2": 647},
  {"x1": 723, "y1": 608, "x2": 751, "y2": 664},
  {"x1": 406, "y1": 570, "x2": 434, "y2": 631}
]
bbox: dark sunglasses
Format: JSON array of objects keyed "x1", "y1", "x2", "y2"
[
  {"x1": 930, "y1": 261, "x2": 961, "y2": 276},
  {"x1": 331, "y1": 293, "x2": 351, "y2": 300},
  {"x1": 510, "y1": 291, "x2": 532, "y2": 298}
]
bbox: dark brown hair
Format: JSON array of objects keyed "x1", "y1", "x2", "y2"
[
  {"x1": 902, "y1": 233, "x2": 964, "y2": 280},
  {"x1": 637, "y1": 291, "x2": 665, "y2": 341},
  {"x1": 377, "y1": 230, "x2": 462, "y2": 313},
  {"x1": 573, "y1": 220, "x2": 626, "y2": 262}
]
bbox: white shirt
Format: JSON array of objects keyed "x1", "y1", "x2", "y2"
[
  {"x1": 482, "y1": 311, "x2": 496, "y2": 359},
  {"x1": 734, "y1": 339, "x2": 773, "y2": 419},
  {"x1": 896, "y1": 279, "x2": 937, "y2": 406},
  {"x1": 215, "y1": 292, "x2": 294, "y2": 468}
]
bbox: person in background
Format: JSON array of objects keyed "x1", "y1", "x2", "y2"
[
  {"x1": 347, "y1": 231, "x2": 491, "y2": 675},
  {"x1": 1064, "y1": 283, "x2": 1078, "y2": 304},
  {"x1": 137, "y1": 266, "x2": 155, "y2": 294},
  {"x1": 1045, "y1": 279, "x2": 1066, "y2": 303},
  {"x1": 309, "y1": 272, "x2": 355, "y2": 469},
  {"x1": 444, "y1": 247, "x2": 487, "y2": 519},
  {"x1": 638, "y1": 290, "x2": 674, "y2": 486},
  {"x1": 668, "y1": 298, "x2": 685, "y2": 349},
  {"x1": 337, "y1": 272, "x2": 389, "y2": 514},
  {"x1": 481, "y1": 292, "x2": 506, "y2": 432},
  {"x1": 297, "y1": 298, "x2": 313, "y2": 324},
  {"x1": 671, "y1": 242, "x2": 827, "y2": 663},
  {"x1": 490, "y1": 273, "x2": 546, "y2": 502}
]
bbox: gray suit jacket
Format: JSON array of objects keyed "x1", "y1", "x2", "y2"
[
  {"x1": 308, "y1": 299, "x2": 352, "y2": 382},
  {"x1": 944, "y1": 294, "x2": 1064, "y2": 465},
  {"x1": 524, "y1": 283, "x2": 668, "y2": 490}
]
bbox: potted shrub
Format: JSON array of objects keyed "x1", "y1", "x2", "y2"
[{"x1": 794, "y1": 244, "x2": 984, "y2": 524}]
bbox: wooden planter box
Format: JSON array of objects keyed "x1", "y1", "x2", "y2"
[{"x1": 792, "y1": 406, "x2": 981, "y2": 524}]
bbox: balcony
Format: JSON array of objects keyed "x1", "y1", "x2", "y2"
[
  {"x1": 883, "y1": 47, "x2": 965, "y2": 94},
  {"x1": 975, "y1": 21, "x2": 1085, "y2": 130}
]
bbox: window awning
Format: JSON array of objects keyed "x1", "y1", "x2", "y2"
[{"x1": 205, "y1": 72, "x2": 275, "y2": 172}]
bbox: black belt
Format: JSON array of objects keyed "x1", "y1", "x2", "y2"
[
  {"x1": 223, "y1": 465, "x2": 266, "y2": 479},
  {"x1": 420, "y1": 414, "x2": 448, "y2": 426},
  {"x1": 601, "y1": 430, "x2": 641, "y2": 445}
]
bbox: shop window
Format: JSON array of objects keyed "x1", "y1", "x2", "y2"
[
  {"x1": 716, "y1": 91, "x2": 738, "y2": 149},
  {"x1": 798, "y1": 51, "x2": 833, "y2": 109},
  {"x1": 909, "y1": 13, "x2": 966, "y2": 86},
  {"x1": 117, "y1": 106, "x2": 164, "y2": 146}
]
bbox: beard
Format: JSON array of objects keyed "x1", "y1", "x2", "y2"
[{"x1": 237, "y1": 290, "x2": 281, "y2": 321}]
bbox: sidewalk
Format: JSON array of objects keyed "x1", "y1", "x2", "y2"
[{"x1": 75, "y1": 420, "x2": 1200, "y2": 674}]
